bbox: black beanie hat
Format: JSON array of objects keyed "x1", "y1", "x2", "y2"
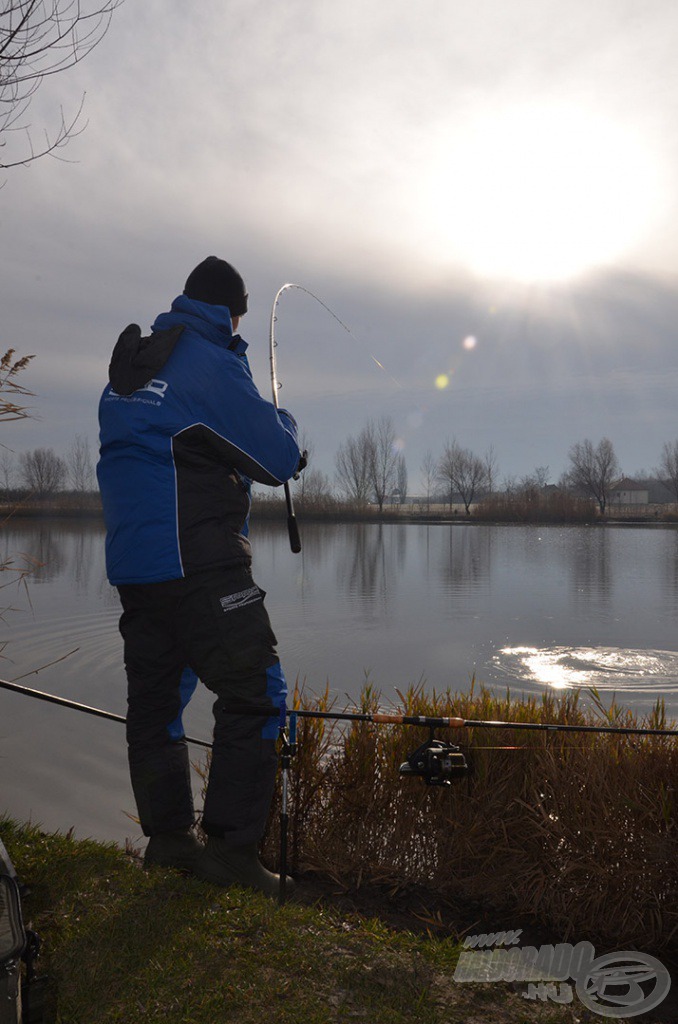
[{"x1": 183, "y1": 256, "x2": 248, "y2": 317}]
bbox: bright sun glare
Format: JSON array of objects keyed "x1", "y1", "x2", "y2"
[{"x1": 428, "y1": 103, "x2": 663, "y2": 283}]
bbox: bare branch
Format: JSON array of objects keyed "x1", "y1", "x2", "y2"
[{"x1": 1, "y1": 0, "x2": 124, "y2": 169}]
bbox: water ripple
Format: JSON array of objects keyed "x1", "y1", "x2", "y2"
[{"x1": 1, "y1": 609, "x2": 123, "y2": 692}]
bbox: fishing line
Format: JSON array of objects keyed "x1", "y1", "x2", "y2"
[{"x1": 270, "y1": 282, "x2": 403, "y2": 397}]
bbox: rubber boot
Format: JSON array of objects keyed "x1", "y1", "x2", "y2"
[
  {"x1": 144, "y1": 829, "x2": 203, "y2": 871},
  {"x1": 194, "y1": 839, "x2": 294, "y2": 898}
]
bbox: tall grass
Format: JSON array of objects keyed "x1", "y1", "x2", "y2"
[{"x1": 254, "y1": 683, "x2": 677, "y2": 956}]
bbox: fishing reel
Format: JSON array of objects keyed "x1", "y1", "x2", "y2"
[{"x1": 399, "y1": 735, "x2": 469, "y2": 786}]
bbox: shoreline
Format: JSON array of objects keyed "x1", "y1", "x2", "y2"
[{"x1": 3, "y1": 502, "x2": 678, "y2": 527}]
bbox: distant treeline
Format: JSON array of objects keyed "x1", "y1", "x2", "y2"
[
  {"x1": 3, "y1": 486, "x2": 678, "y2": 525},
  {"x1": 5, "y1": 424, "x2": 678, "y2": 525}
]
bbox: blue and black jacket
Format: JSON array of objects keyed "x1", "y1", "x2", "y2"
[{"x1": 97, "y1": 295, "x2": 300, "y2": 585}]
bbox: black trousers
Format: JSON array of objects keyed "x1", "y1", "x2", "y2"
[{"x1": 117, "y1": 567, "x2": 286, "y2": 844}]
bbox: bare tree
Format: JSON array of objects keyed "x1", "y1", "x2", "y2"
[
  {"x1": 366, "y1": 416, "x2": 399, "y2": 513},
  {"x1": 420, "y1": 449, "x2": 436, "y2": 511},
  {"x1": 565, "y1": 438, "x2": 620, "y2": 514},
  {"x1": 437, "y1": 439, "x2": 488, "y2": 515},
  {"x1": 66, "y1": 433, "x2": 94, "y2": 492},
  {"x1": 658, "y1": 441, "x2": 678, "y2": 503},
  {"x1": 298, "y1": 467, "x2": 334, "y2": 510},
  {"x1": 335, "y1": 417, "x2": 401, "y2": 511},
  {"x1": 483, "y1": 444, "x2": 499, "y2": 494},
  {"x1": 395, "y1": 452, "x2": 407, "y2": 506},
  {"x1": 335, "y1": 431, "x2": 372, "y2": 505},
  {"x1": 1, "y1": 0, "x2": 124, "y2": 170},
  {"x1": 532, "y1": 465, "x2": 550, "y2": 488},
  {"x1": 502, "y1": 474, "x2": 517, "y2": 497},
  {"x1": 19, "y1": 446, "x2": 66, "y2": 496},
  {"x1": 0, "y1": 446, "x2": 15, "y2": 494},
  {"x1": 518, "y1": 465, "x2": 550, "y2": 493}
]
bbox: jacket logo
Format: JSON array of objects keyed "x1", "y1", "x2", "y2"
[
  {"x1": 140, "y1": 379, "x2": 168, "y2": 398},
  {"x1": 108, "y1": 379, "x2": 169, "y2": 403}
]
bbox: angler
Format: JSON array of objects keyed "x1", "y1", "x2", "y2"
[{"x1": 96, "y1": 256, "x2": 306, "y2": 897}]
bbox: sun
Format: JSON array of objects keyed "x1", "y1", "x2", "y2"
[{"x1": 425, "y1": 103, "x2": 663, "y2": 283}]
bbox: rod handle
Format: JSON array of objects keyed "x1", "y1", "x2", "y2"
[
  {"x1": 287, "y1": 512, "x2": 301, "y2": 554},
  {"x1": 283, "y1": 481, "x2": 302, "y2": 553}
]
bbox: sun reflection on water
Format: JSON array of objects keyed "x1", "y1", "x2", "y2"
[{"x1": 494, "y1": 646, "x2": 678, "y2": 694}]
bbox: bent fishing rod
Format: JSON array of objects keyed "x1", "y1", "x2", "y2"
[
  {"x1": 2, "y1": 675, "x2": 676, "y2": 741},
  {"x1": 268, "y1": 282, "x2": 402, "y2": 555},
  {"x1": 270, "y1": 284, "x2": 302, "y2": 554}
]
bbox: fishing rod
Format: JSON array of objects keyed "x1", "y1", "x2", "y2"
[
  {"x1": 0, "y1": 677, "x2": 211, "y2": 749},
  {"x1": 270, "y1": 284, "x2": 302, "y2": 554},
  {"x1": 2, "y1": 676, "x2": 676, "y2": 742},
  {"x1": 217, "y1": 704, "x2": 678, "y2": 737},
  {"x1": 268, "y1": 282, "x2": 403, "y2": 554}
]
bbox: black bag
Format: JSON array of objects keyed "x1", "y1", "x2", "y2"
[{"x1": 0, "y1": 869, "x2": 27, "y2": 1023}]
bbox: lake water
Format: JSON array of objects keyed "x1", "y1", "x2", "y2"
[{"x1": 1, "y1": 517, "x2": 677, "y2": 844}]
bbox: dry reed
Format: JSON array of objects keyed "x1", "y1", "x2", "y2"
[
  {"x1": 476, "y1": 489, "x2": 593, "y2": 523},
  {"x1": 257, "y1": 682, "x2": 677, "y2": 956},
  {"x1": 0, "y1": 349, "x2": 35, "y2": 422}
]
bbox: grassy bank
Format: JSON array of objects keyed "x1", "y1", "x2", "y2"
[{"x1": 0, "y1": 818, "x2": 584, "y2": 1024}]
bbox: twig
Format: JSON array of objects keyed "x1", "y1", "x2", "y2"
[{"x1": 10, "y1": 647, "x2": 80, "y2": 681}]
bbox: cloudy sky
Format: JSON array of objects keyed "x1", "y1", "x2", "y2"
[{"x1": 2, "y1": 0, "x2": 678, "y2": 491}]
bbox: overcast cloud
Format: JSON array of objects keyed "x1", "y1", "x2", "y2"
[{"x1": 2, "y1": 0, "x2": 678, "y2": 489}]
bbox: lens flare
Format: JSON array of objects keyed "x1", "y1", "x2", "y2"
[
  {"x1": 463, "y1": 336, "x2": 477, "y2": 350},
  {"x1": 435, "y1": 373, "x2": 450, "y2": 390}
]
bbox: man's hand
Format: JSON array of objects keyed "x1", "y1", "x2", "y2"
[{"x1": 293, "y1": 450, "x2": 308, "y2": 480}]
